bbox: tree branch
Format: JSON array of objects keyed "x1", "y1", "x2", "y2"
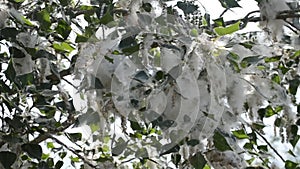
[
  {"x1": 49, "y1": 135, "x2": 97, "y2": 168},
  {"x1": 213, "y1": 9, "x2": 300, "y2": 28},
  {"x1": 251, "y1": 127, "x2": 286, "y2": 163}
]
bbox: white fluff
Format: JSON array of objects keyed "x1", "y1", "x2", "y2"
[
  {"x1": 0, "y1": 9, "x2": 8, "y2": 28},
  {"x1": 258, "y1": 0, "x2": 290, "y2": 41}
]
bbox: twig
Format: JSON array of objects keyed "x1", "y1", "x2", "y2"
[
  {"x1": 219, "y1": 8, "x2": 229, "y2": 18},
  {"x1": 251, "y1": 127, "x2": 286, "y2": 163},
  {"x1": 279, "y1": 8, "x2": 300, "y2": 15},
  {"x1": 239, "y1": 77, "x2": 269, "y2": 101},
  {"x1": 30, "y1": 110, "x2": 76, "y2": 144},
  {"x1": 285, "y1": 22, "x2": 298, "y2": 34},
  {"x1": 30, "y1": 133, "x2": 51, "y2": 144},
  {"x1": 213, "y1": 10, "x2": 300, "y2": 28},
  {"x1": 49, "y1": 135, "x2": 97, "y2": 168},
  {"x1": 284, "y1": 20, "x2": 300, "y2": 32},
  {"x1": 62, "y1": 77, "x2": 78, "y2": 89}
]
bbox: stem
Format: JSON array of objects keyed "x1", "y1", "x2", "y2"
[
  {"x1": 49, "y1": 135, "x2": 97, "y2": 168},
  {"x1": 213, "y1": 9, "x2": 300, "y2": 28},
  {"x1": 252, "y1": 127, "x2": 286, "y2": 163}
]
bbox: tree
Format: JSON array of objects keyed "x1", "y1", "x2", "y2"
[{"x1": 0, "y1": 0, "x2": 299, "y2": 168}]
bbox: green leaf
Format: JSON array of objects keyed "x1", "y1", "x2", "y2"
[
  {"x1": 278, "y1": 62, "x2": 289, "y2": 74},
  {"x1": 213, "y1": 17, "x2": 225, "y2": 27},
  {"x1": 55, "y1": 161, "x2": 64, "y2": 169},
  {"x1": 122, "y1": 44, "x2": 140, "y2": 55},
  {"x1": 171, "y1": 154, "x2": 181, "y2": 167},
  {"x1": 189, "y1": 152, "x2": 207, "y2": 169},
  {"x1": 232, "y1": 129, "x2": 249, "y2": 139},
  {"x1": 34, "y1": 49, "x2": 56, "y2": 60},
  {"x1": 130, "y1": 120, "x2": 143, "y2": 131},
  {"x1": 9, "y1": 46, "x2": 25, "y2": 58},
  {"x1": 285, "y1": 160, "x2": 299, "y2": 169},
  {"x1": 218, "y1": 0, "x2": 241, "y2": 8},
  {"x1": 104, "y1": 55, "x2": 114, "y2": 63},
  {"x1": 190, "y1": 28, "x2": 199, "y2": 37},
  {"x1": 292, "y1": 50, "x2": 300, "y2": 59},
  {"x1": 271, "y1": 74, "x2": 281, "y2": 84},
  {"x1": 102, "y1": 145, "x2": 110, "y2": 152},
  {"x1": 79, "y1": 5, "x2": 96, "y2": 11},
  {"x1": 56, "y1": 20, "x2": 72, "y2": 40},
  {"x1": 67, "y1": 133, "x2": 82, "y2": 142},
  {"x1": 239, "y1": 42, "x2": 254, "y2": 49},
  {"x1": 10, "y1": 8, "x2": 34, "y2": 26},
  {"x1": 42, "y1": 153, "x2": 50, "y2": 160},
  {"x1": 112, "y1": 138, "x2": 128, "y2": 156},
  {"x1": 290, "y1": 125, "x2": 300, "y2": 147},
  {"x1": 0, "y1": 151, "x2": 17, "y2": 169},
  {"x1": 202, "y1": 13, "x2": 210, "y2": 26},
  {"x1": 0, "y1": 79, "x2": 12, "y2": 93},
  {"x1": 75, "y1": 34, "x2": 89, "y2": 43},
  {"x1": 228, "y1": 59, "x2": 240, "y2": 72},
  {"x1": 154, "y1": 71, "x2": 165, "y2": 81},
  {"x1": 99, "y1": 12, "x2": 114, "y2": 25},
  {"x1": 4, "y1": 59, "x2": 16, "y2": 82},
  {"x1": 243, "y1": 142, "x2": 254, "y2": 150},
  {"x1": 47, "y1": 157, "x2": 54, "y2": 167},
  {"x1": 264, "y1": 56, "x2": 281, "y2": 63},
  {"x1": 59, "y1": 152, "x2": 67, "y2": 159},
  {"x1": 119, "y1": 36, "x2": 137, "y2": 49},
  {"x1": 47, "y1": 142, "x2": 55, "y2": 149},
  {"x1": 240, "y1": 56, "x2": 263, "y2": 68},
  {"x1": 38, "y1": 105, "x2": 56, "y2": 118},
  {"x1": 70, "y1": 156, "x2": 80, "y2": 162},
  {"x1": 265, "y1": 106, "x2": 276, "y2": 117},
  {"x1": 21, "y1": 143, "x2": 43, "y2": 160},
  {"x1": 187, "y1": 139, "x2": 200, "y2": 146},
  {"x1": 248, "y1": 132, "x2": 258, "y2": 145},
  {"x1": 21, "y1": 154, "x2": 28, "y2": 160},
  {"x1": 213, "y1": 131, "x2": 232, "y2": 151},
  {"x1": 0, "y1": 27, "x2": 19, "y2": 41},
  {"x1": 23, "y1": 17, "x2": 34, "y2": 26},
  {"x1": 2, "y1": 134, "x2": 22, "y2": 143},
  {"x1": 8, "y1": 0, "x2": 25, "y2": 3},
  {"x1": 203, "y1": 164, "x2": 211, "y2": 169},
  {"x1": 160, "y1": 143, "x2": 180, "y2": 156},
  {"x1": 53, "y1": 42, "x2": 74, "y2": 53},
  {"x1": 90, "y1": 123, "x2": 100, "y2": 133},
  {"x1": 5, "y1": 116, "x2": 25, "y2": 129},
  {"x1": 288, "y1": 78, "x2": 300, "y2": 95},
  {"x1": 246, "y1": 158, "x2": 255, "y2": 165},
  {"x1": 16, "y1": 72, "x2": 34, "y2": 88},
  {"x1": 274, "y1": 118, "x2": 282, "y2": 127},
  {"x1": 96, "y1": 156, "x2": 113, "y2": 163},
  {"x1": 135, "y1": 147, "x2": 148, "y2": 158},
  {"x1": 257, "y1": 145, "x2": 268, "y2": 152},
  {"x1": 214, "y1": 21, "x2": 240, "y2": 36},
  {"x1": 36, "y1": 9, "x2": 51, "y2": 31},
  {"x1": 288, "y1": 149, "x2": 296, "y2": 157},
  {"x1": 59, "y1": 0, "x2": 71, "y2": 6},
  {"x1": 227, "y1": 52, "x2": 240, "y2": 60},
  {"x1": 176, "y1": 1, "x2": 198, "y2": 14},
  {"x1": 142, "y1": 2, "x2": 152, "y2": 12}
]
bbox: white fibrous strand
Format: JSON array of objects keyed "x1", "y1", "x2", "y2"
[
  {"x1": 258, "y1": 0, "x2": 290, "y2": 41},
  {"x1": 0, "y1": 9, "x2": 8, "y2": 28},
  {"x1": 75, "y1": 1, "x2": 297, "y2": 167}
]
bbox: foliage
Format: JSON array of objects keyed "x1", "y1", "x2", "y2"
[{"x1": 0, "y1": 0, "x2": 299, "y2": 168}]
